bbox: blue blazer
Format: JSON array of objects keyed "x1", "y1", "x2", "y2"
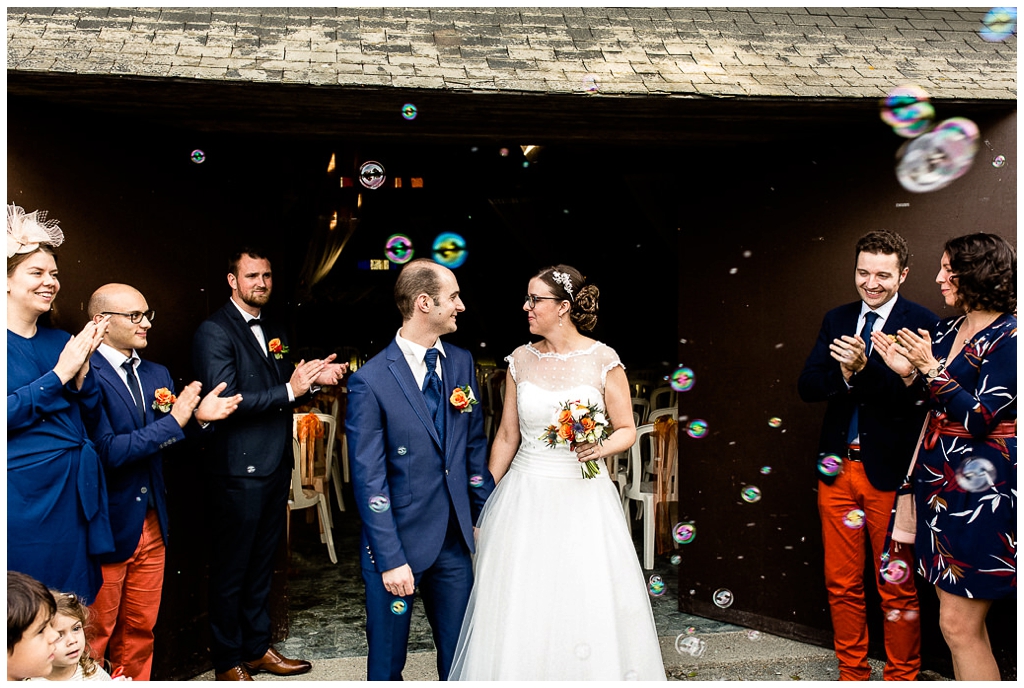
[
  {"x1": 192, "y1": 300, "x2": 299, "y2": 477},
  {"x1": 798, "y1": 295, "x2": 938, "y2": 491},
  {"x1": 88, "y1": 353, "x2": 185, "y2": 563},
  {"x1": 346, "y1": 339, "x2": 493, "y2": 575}
]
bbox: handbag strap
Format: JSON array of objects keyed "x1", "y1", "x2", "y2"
[{"x1": 901, "y1": 416, "x2": 930, "y2": 490}]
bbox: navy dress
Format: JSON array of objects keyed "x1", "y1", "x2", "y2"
[
  {"x1": 914, "y1": 313, "x2": 1016, "y2": 599},
  {"x1": 7, "y1": 327, "x2": 113, "y2": 603}
]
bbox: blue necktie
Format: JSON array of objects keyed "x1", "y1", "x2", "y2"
[
  {"x1": 847, "y1": 311, "x2": 880, "y2": 445},
  {"x1": 122, "y1": 359, "x2": 146, "y2": 422},
  {"x1": 422, "y1": 348, "x2": 445, "y2": 447}
]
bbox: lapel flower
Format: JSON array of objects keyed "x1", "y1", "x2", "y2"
[
  {"x1": 152, "y1": 387, "x2": 177, "y2": 413},
  {"x1": 450, "y1": 384, "x2": 479, "y2": 413},
  {"x1": 268, "y1": 338, "x2": 289, "y2": 360}
]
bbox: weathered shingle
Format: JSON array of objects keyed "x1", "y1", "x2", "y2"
[{"x1": 6, "y1": 6, "x2": 1016, "y2": 99}]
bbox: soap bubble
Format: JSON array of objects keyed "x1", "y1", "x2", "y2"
[
  {"x1": 401, "y1": 103, "x2": 418, "y2": 120},
  {"x1": 359, "y1": 161, "x2": 386, "y2": 189},
  {"x1": 582, "y1": 74, "x2": 599, "y2": 93},
  {"x1": 673, "y1": 522, "x2": 696, "y2": 544},
  {"x1": 760, "y1": 466, "x2": 772, "y2": 475},
  {"x1": 432, "y1": 232, "x2": 467, "y2": 268},
  {"x1": 712, "y1": 588, "x2": 734, "y2": 608},
  {"x1": 817, "y1": 454, "x2": 842, "y2": 477},
  {"x1": 741, "y1": 486, "x2": 762, "y2": 503},
  {"x1": 648, "y1": 575, "x2": 666, "y2": 597},
  {"x1": 368, "y1": 494, "x2": 391, "y2": 513},
  {"x1": 499, "y1": 148, "x2": 509, "y2": 157},
  {"x1": 670, "y1": 554, "x2": 682, "y2": 565},
  {"x1": 880, "y1": 85, "x2": 935, "y2": 138},
  {"x1": 843, "y1": 509, "x2": 866, "y2": 529},
  {"x1": 955, "y1": 457, "x2": 996, "y2": 492},
  {"x1": 675, "y1": 634, "x2": 707, "y2": 657},
  {"x1": 768, "y1": 417, "x2": 782, "y2": 428},
  {"x1": 390, "y1": 599, "x2": 408, "y2": 615},
  {"x1": 384, "y1": 234, "x2": 414, "y2": 264},
  {"x1": 980, "y1": 7, "x2": 1017, "y2": 42},
  {"x1": 896, "y1": 118, "x2": 979, "y2": 193},
  {"x1": 746, "y1": 630, "x2": 761, "y2": 641},
  {"x1": 886, "y1": 609, "x2": 902, "y2": 622},
  {"x1": 671, "y1": 366, "x2": 695, "y2": 392},
  {"x1": 993, "y1": 155, "x2": 1006, "y2": 168},
  {"x1": 881, "y1": 559, "x2": 910, "y2": 585},
  {"x1": 469, "y1": 475, "x2": 484, "y2": 488},
  {"x1": 190, "y1": 149, "x2": 206, "y2": 164},
  {"x1": 686, "y1": 420, "x2": 708, "y2": 439}
]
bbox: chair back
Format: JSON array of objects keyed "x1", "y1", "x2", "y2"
[
  {"x1": 293, "y1": 412, "x2": 337, "y2": 488},
  {"x1": 648, "y1": 407, "x2": 678, "y2": 422},
  {"x1": 649, "y1": 385, "x2": 677, "y2": 411},
  {"x1": 631, "y1": 397, "x2": 650, "y2": 425},
  {"x1": 626, "y1": 423, "x2": 657, "y2": 495}
]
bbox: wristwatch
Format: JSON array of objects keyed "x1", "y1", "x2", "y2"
[{"x1": 923, "y1": 363, "x2": 946, "y2": 381}]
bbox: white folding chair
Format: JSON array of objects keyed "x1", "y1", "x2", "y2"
[
  {"x1": 649, "y1": 385, "x2": 677, "y2": 412},
  {"x1": 294, "y1": 412, "x2": 340, "y2": 522},
  {"x1": 648, "y1": 407, "x2": 678, "y2": 423},
  {"x1": 328, "y1": 397, "x2": 349, "y2": 512},
  {"x1": 631, "y1": 397, "x2": 650, "y2": 426},
  {"x1": 622, "y1": 423, "x2": 657, "y2": 570},
  {"x1": 287, "y1": 437, "x2": 337, "y2": 564}
]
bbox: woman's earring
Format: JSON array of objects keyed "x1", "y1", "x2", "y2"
[{"x1": 558, "y1": 315, "x2": 563, "y2": 327}]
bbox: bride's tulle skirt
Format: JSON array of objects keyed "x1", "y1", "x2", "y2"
[{"x1": 449, "y1": 451, "x2": 666, "y2": 680}]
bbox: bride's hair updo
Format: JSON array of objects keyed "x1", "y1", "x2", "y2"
[{"x1": 535, "y1": 264, "x2": 599, "y2": 332}]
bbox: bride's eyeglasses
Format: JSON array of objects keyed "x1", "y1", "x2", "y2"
[{"x1": 524, "y1": 295, "x2": 562, "y2": 310}]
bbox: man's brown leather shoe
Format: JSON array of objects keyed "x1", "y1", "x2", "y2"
[
  {"x1": 242, "y1": 646, "x2": 312, "y2": 676},
  {"x1": 215, "y1": 665, "x2": 253, "y2": 681}
]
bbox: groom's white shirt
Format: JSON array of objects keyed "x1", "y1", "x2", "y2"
[{"x1": 395, "y1": 328, "x2": 445, "y2": 388}]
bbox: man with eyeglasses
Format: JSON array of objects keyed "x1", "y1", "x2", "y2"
[{"x1": 83, "y1": 283, "x2": 242, "y2": 680}]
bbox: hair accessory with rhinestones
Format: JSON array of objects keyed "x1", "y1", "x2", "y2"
[{"x1": 551, "y1": 270, "x2": 573, "y2": 300}]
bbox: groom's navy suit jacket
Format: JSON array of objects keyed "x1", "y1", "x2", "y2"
[
  {"x1": 88, "y1": 353, "x2": 183, "y2": 563},
  {"x1": 798, "y1": 295, "x2": 937, "y2": 492},
  {"x1": 347, "y1": 338, "x2": 493, "y2": 575}
]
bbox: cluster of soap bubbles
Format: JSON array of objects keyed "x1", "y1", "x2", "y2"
[{"x1": 381, "y1": 233, "x2": 468, "y2": 268}]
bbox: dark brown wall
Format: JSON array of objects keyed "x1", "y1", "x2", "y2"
[{"x1": 675, "y1": 109, "x2": 1016, "y2": 678}]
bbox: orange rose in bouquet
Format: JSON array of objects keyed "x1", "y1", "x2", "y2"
[{"x1": 539, "y1": 399, "x2": 612, "y2": 479}]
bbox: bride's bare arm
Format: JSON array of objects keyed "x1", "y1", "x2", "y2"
[
  {"x1": 573, "y1": 365, "x2": 637, "y2": 462},
  {"x1": 488, "y1": 371, "x2": 521, "y2": 484}
]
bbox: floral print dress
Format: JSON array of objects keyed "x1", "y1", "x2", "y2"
[{"x1": 914, "y1": 313, "x2": 1016, "y2": 599}]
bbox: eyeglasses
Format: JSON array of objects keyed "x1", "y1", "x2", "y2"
[
  {"x1": 523, "y1": 295, "x2": 563, "y2": 310},
  {"x1": 101, "y1": 310, "x2": 156, "y2": 324}
]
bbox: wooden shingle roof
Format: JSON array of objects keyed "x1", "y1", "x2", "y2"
[{"x1": 6, "y1": 6, "x2": 1017, "y2": 100}]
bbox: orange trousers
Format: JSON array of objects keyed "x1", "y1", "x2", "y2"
[
  {"x1": 88, "y1": 510, "x2": 166, "y2": 681},
  {"x1": 818, "y1": 460, "x2": 920, "y2": 680}
]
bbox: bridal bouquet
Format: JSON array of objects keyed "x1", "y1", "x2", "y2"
[{"x1": 539, "y1": 399, "x2": 611, "y2": 479}]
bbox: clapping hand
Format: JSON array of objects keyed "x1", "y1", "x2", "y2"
[
  {"x1": 289, "y1": 358, "x2": 328, "y2": 396},
  {"x1": 893, "y1": 327, "x2": 939, "y2": 371},
  {"x1": 314, "y1": 354, "x2": 349, "y2": 386},
  {"x1": 55, "y1": 316, "x2": 111, "y2": 388},
  {"x1": 195, "y1": 381, "x2": 243, "y2": 424},
  {"x1": 829, "y1": 334, "x2": 868, "y2": 380},
  {"x1": 170, "y1": 381, "x2": 203, "y2": 427},
  {"x1": 869, "y1": 331, "x2": 916, "y2": 379}
]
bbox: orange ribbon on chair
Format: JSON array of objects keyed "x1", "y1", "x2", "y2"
[
  {"x1": 296, "y1": 413, "x2": 324, "y2": 483},
  {"x1": 653, "y1": 415, "x2": 679, "y2": 555}
]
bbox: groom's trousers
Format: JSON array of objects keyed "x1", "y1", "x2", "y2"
[{"x1": 363, "y1": 511, "x2": 473, "y2": 681}]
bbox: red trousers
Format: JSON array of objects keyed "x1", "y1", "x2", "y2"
[
  {"x1": 818, "y1": 460, "x2": 920, "y2": 680},
  {"x1": 88, "y1": 510, "x2": 166, "y2": 681}
]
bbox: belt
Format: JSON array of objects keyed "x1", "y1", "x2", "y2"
[
  {"x1": 846, "y1": 446, "x2": 862, "y2": 462},
  {"x1": 924, "y1": 413, "x2": 1016, "y2": 451}
]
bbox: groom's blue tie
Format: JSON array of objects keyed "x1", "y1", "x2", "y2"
[
  {"x1": 423, "y1": 348, "x2": 446, "y2": 447},
  {"x1": 847, "y1": 311, "x2": 880, "y2": 446}
]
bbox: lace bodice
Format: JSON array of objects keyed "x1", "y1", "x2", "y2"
[{"x1": 505, "y1": 341, "x2": 624, "y2": 477}]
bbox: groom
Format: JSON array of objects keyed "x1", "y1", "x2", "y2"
[{"x1": 347, "y1": 258, "x2": 493, "y2": 681}]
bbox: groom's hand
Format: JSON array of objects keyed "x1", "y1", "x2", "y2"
[{"x1": 382, "y1": 564, "x2": 415, "y2": 597}]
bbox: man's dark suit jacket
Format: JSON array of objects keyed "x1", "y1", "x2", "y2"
[
  {"x1": 89, "y1": 353, "x2": 183, "y2": 563},
  {"x1": 192, "y1": 301, "x2": 298, "y2": 476},
  {"x1": 798, "y1": 295, "x2": 938, "y2": 492}
]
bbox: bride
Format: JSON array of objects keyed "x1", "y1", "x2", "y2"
[{"x1": 449, "y1": 265, "x2": 666, "y2": 680}]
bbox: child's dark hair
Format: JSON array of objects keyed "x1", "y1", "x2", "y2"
[
  {"x1": 7, "y1": 571, "x2": 56, "y2": 652},
  {"x1": 52, "y1": 591, "x2": 101, "y2": 678}
]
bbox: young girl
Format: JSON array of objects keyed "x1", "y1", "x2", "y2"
[{"x1": 32, "y1": 593, "x2": 112, "y2": 682}]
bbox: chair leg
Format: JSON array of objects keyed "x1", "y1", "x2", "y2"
[
  {"x1": 643, "y1": 499, "x2": 655, "y2": 570},
  {"x1": 318, "y1": 497, "x2": 337, "y2": 564}
]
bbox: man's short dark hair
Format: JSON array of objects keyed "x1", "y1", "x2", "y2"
[
  {"x1": 394, "y1": 259, "x2": 442, "y2": 320},
  {"x1": 855, "y1": 230, "x2": 909, "y2": 271},
  {"x1": 228, "y1": 247, "x2": 270, "y2": 277},
  {"x1": 7, "y1": 571, "x2": 56, "y2": 652}
]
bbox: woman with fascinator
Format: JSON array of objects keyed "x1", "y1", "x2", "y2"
[
  {"x1": 7, "y1": 204, "x2": 115, "y2": 604},
  {"x1": 449, "y1": 265, "x2": 665, "y2": 680}
]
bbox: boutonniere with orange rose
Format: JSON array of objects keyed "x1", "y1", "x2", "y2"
[
  {"x1": 539, "y1": 399, "x2": 611, "y2": 479},
  {"x1": 450, "y1": 384, "x2": 479, "y2": 413},
  {"x1": 268, "y1": 338, "x2": 289, "y2": 360},
  {"x1": 152, "y1": 387, "x2": 177, "y2": 413}
]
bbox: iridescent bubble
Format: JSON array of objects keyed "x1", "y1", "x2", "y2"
[
  {"x1": 190, "y1": 149, "x2": 206, "y2": 164},
  {"x1": 648, "y1": 575, "x2": 666, "y2": 597},
  {"x1": 886, "y1": 609, "x2": 902, "y2": 622},
  {"x1": 993, "y1": 155, "x2": 1006, "y2": 168},
  {"x1": 686, "y1": 420, "x2": 708, "y2": 439},
  {"x1": 672, "y1": 522, "x2": 696, "y2": 545},
  {"x1": 712, "y1": 588, "x2": 734, "y2": 608},
  {"x1": 768, "y1": 417, "x2": 782, "y2": 428},
  {"x1": 574, "y1": 643, "x2": 591, "y2": 660},
  {"x1": 760, "y1": 466, "x2": 772, "y2": 475},
  {"x1": 582, "y1": 74, "x2": 599, "y2": 93},
  {"x1": 955, "y1": 457, "x2": 996, "y2": 492},
  {"x1": 675, "y1": 635, "x2": 707, "y2": 658},
  {"x1": 685, "y1": 626, "x2": 696, "y2": 635},
  {"x1": 368, "y1": 494, "x2": 391, "y2": 513},
  {"x1": 881, "y1": 559, "x2": 910, "y2": 585},
  {"x1": 359, "y1": 161, "x2": 386, "y2": 190},
  {"x1": 390, "y1": 599, "x2": 407, "y2": 615},
  {"x1": 980, "y1": 7, "x2": 1017, "y2": 42},
  {"x1": 896, "y1": 118, "x2": 980, "y2": 193},
  {"x1": 432, "y1": 232, "x2": 468, "y2": 268},
  {"x1": 670, "y1": 554, "x2": 682, "y2": 565},
  {"x1": 499, "y1": 147, "x2": 509, "y2": 157},
  {"x1": 728, "y1": 267, "x2": 738, "y2": 275},
  {"x1": 903, "y1": 609, "x2": 920, "y2": 622},
  {"x1": 741, "y1": 486, "x2": 762, "y2": 504},
  {"x1": 880, "y1": 85, "x2": 935, "y2": 138},
  {"x1": 469, "y1": 474, "x2": 484, "y2": 488},
  {"x1": 746, "y1": 630, "x2": 761, "y2": 641},
  {"x1": 401, "y1": 103, "x2": 418, "y2": 120},
  {"x1": 670, "y1": 366, "x2": 695, "y2": 392},
  {"x1": 843, "y1": 508, "x2": 866, "y2": 529},
  {"x1": 384, "y1": 234, "x2": 414, "y2": 264},
  {"x1": 817, "y1": 453, "x2": 842, "y2": 477}
]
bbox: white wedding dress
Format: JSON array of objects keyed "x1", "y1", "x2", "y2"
[{"x1": 449, "y1": 342, "x2": 666, "y2": 681}]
